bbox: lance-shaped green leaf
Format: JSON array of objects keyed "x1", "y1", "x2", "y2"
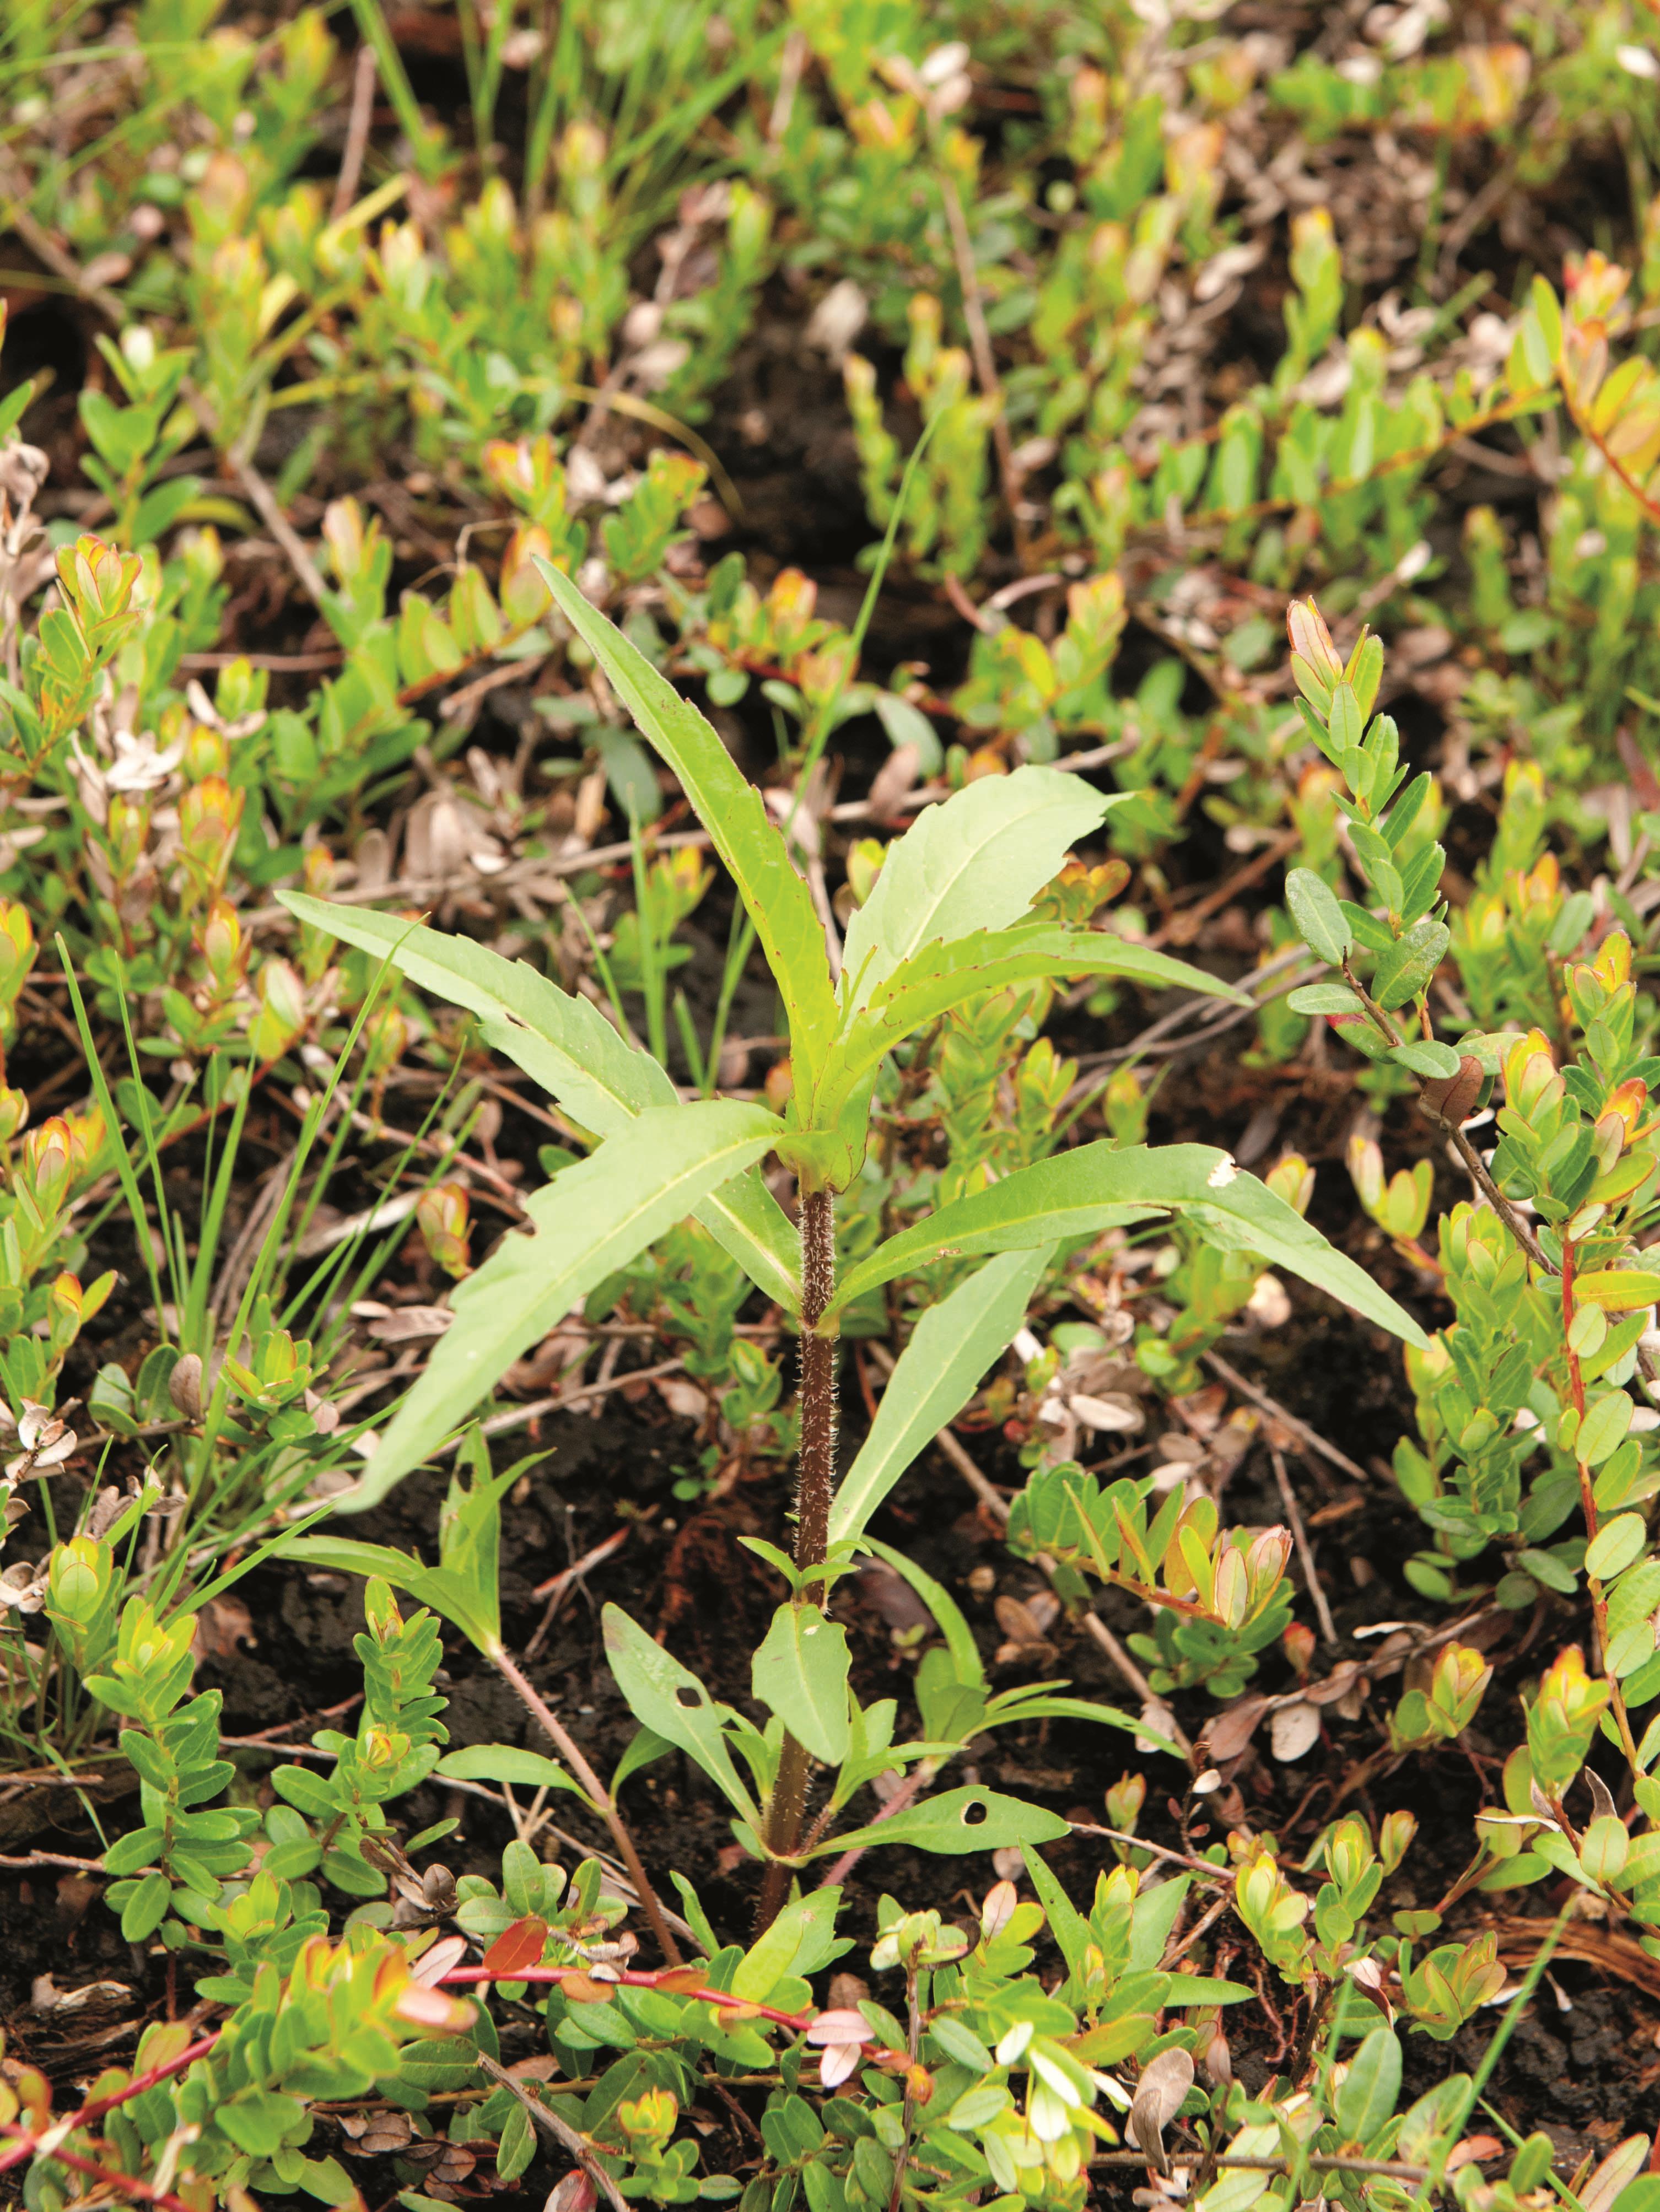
[
  {"x1": 751, "y1": 1603, "x2": 850, "y2": 1766},
  {"x1": 817, "y1": 924, "x2": 1243, "y2": 1124},
  {"x1": 840, "y1": 765, "x2": 1116, "y2": 1017},
  {"x1": 538, "y1": 560, "x2": 838, "y2": 1100},
  {"x1": 828, "y1": 1247, "x2": 1053, "y2": 1545},
  {"x1": 278, "y1": 1449, "x2": 515, "y2": 1653},
  {"x1": 351, "y1": 1101, "x2": 783, "y2": 1507},
  {"x1": 859, "y1": 1535, "x2": 984, "y2": 1687},
  {"x1": 827, "y1": 1141, "x2": 1428, "y2": 1347},
  {"x1": 603, "y1": 1603, "x2": 759, "y2": 1822},
  {"x1": 278, "y1": 1531, "x2": 497, "y2": 1650},
  {"x1": 810, "y1": 1784, "x2": 1069, "y2": 1857},
  {"x1": 279, "y1": 893, "x2": 801, "y2": 1312}
]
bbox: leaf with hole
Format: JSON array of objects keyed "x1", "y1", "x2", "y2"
[
  {"x1": 603, "y1": 1603, "x2": 758, "y2": 1821},
  {"x1": 811, "y1": 1785, "x2": 1069, "y2": 1857}
]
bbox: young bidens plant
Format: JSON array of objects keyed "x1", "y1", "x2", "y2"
[{"x1": 283, "y1": 573, "x2": 1421, "y2": 1930}]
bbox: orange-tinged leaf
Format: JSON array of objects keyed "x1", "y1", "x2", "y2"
[
  {"x1": 1112, "y1": 1499, "x2": 1156, "y2": 1587},
  {"x1": 656, "y1": 1967, "x2": 713, "y2": 1995},
  {"x1": 562, "y1": 1972, "x2": 611, "y2": 2004},
  {"x1": 1587, "y1": 353, "x2": 1646, "y2": 431},
  {"x1": 1570, "y1": 333, "x2": 1610, "y2": 413},
  {"x1": 483, "y1": 1917, "x2": 549, "y2": 1977},
  {"x1": 1286, "y1": 597, "x2": 1342, "y2": 682}
]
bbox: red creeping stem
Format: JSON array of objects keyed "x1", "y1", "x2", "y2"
[
  {"x1": 436, "y1": 1962, "x2": 826, "y2": 2037},
  {"x1": 0, "y1": 1962, "x2": 851, "y2": 2209},
  {"x1": 19, "y1": 2141, "x2": 198, "y2": 2212},
  {"x1": 0, "y1": 2033, "x2": 223, "y2": 2175}
]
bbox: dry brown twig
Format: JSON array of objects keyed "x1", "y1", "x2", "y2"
[
  {"x1": 476, "y1": 2053, "x2": 630, "y2": 2212},
  {"x1": 1269, "y1": 1444, "x2": 1338, "y2": 1647},
  {"x1": 331, "y1": 42, "x2": 379, "y2": 222}
]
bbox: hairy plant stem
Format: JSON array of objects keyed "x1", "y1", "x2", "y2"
[
  {"x1": 491, "y1": 1645, "x2": 683, "y2": 1966},
  {"x1": 758, "y1": 1187, "x2": 838, "y2": 1931}
]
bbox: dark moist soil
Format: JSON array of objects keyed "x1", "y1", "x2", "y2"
[
  {"x1": 0, "y1": 909, "x2": 1648, "y2": 2169},
  {"x1": 6, "y1": 1267, "x2": 1660, "y2": 2173},
  {"x1": 2, "y1": 118, "x2": 1654, "y2": 2194}
]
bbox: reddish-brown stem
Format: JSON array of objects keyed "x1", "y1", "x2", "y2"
[
  {"x1": 758, "y1": 1188, "x2": 838, "y2": 1931},
  {"x1": 0, "y1": 2033, "x2": 222, "y2": 2177},
  {"x1": 12, "y1": 2140, "x2": 197, "y2": 2212},
  {"x1": 795, "y1": 1189, "x2": 838, "y2": 1570},
  {"x1": 438, "y1": 1962, "x2": 824, "y2": 2036},
  {"x1": 491, "y1": 1645, "x2": 683, "y2": 1967},
  {"x1": 1560, "y1": 1239, "x2": 1642, "y2": 1771}
]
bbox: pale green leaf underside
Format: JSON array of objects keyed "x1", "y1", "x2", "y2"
[
  {"x1": 820, "y1": 923, "x2": 1243, "y2": 1119},
  {"x1": 751, "y1": 1603, "x2": 851, "y2": 1766},
  {"x1": 839, "y1": 765, "x2": 1116, "y2": 1016},
  {"x1": 352, "y1": 1100, "x2": 782, "y2": 1507},
  {"x1": 279, "y1": 892, "x2": 800, "y2": 1313},
  {"x1": 828, "y1": 1245, "x2": 1053, "y2": 1544},
  {"x1": 831, "y1": 1141, "x2": 1427, "y2": 1346},
  {"x1": 538, "y1": 561, "x2": 839, "y2": 1096},
  {"x1": 603, "y1": 1601, "x2": 759, "y2": 1821}
]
